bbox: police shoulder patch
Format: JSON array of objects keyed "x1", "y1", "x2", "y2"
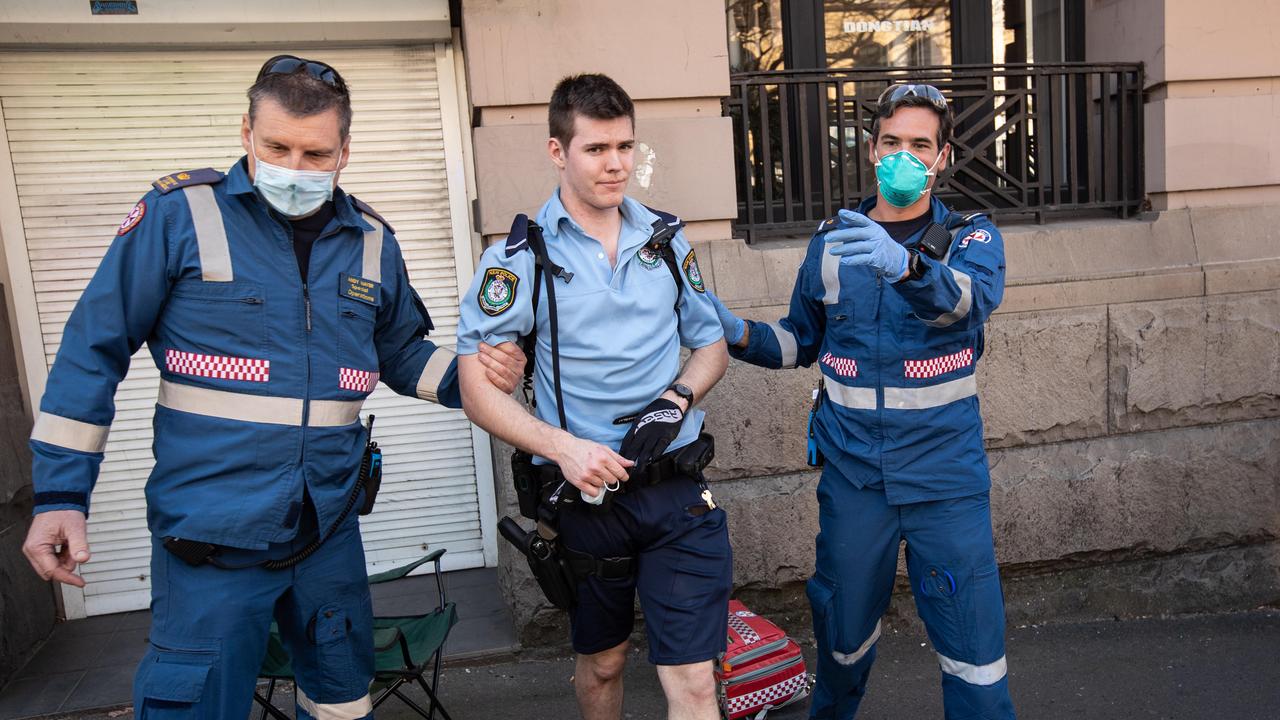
[
  {"x1": 117, "y1": 200, "x2": 146, "y2": 236},
  {"x1": 681, "y1": 249, "x2": 706, "y2": 293},
  {"x1": 152, "y1": 167, "x2": 224, "y2": 194},
  {"x1": 478, "y1": 267, "x2": 519, "y2": 316}
]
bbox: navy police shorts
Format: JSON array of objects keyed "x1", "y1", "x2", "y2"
[{"x1": 558, "y1": 474, "x2": 733, "y2": 665}]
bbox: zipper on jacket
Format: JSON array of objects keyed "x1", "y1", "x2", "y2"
[{"x1": 303, "y1": 283, "x2": 312, "y2": 332}]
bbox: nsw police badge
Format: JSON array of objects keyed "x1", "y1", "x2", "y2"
[
  {"x1": 479, "y1": 267, "x2": 519, "y2": 316},
  {"x1": 636, "y1": 245, "x2": 662, "y2": 269},
  {"x1": 682, "y1": 249, "x2": 706, "y2": 293}
]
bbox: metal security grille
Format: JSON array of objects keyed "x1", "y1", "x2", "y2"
[
  {"x1": 725, "y1": 63, "x2": 1145, "y2": 241},
  {"x1": 0, "y1": 45, "x2": 488, "y2": 616}
]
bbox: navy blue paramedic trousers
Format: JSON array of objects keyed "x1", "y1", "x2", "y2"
[
  {"x1": 807, "y1": 465, "x2": 1015, "y2": 720},
  {"x1": 132, "y1": 510, "x2": 373, "y2": 719},
  {"x1": 559, "y1": 474, "x2": 733, "y2": 665}
]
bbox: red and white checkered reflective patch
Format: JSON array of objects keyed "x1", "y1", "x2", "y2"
[
  {"x1": 165, "y1": 349, "x2": 269, "y2": 382},
  {"x1": 727, "y1": 612, "x2": 762, "y2": 645},
  {"x1": 904, "y1": 347, "x2": 974, "y2": 379},
  {"x1": 339, "y1": 367, "x2": 379, "y2": 393},
  {"x1": 820, "y1": 352, "x2": 858, "y2": 378},
  {"x1": 725, "y1": 672, "x2": 810, "y2": 716}
]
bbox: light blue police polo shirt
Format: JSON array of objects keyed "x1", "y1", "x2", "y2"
[{"x1": 457, "y1": 189, "x2": 723, "y2": 460}]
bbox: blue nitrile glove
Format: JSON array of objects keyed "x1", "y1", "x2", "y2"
[
  {"x1": 825, "y1": 209, "x2": 910, "y2": 279},
  {"x1": 707, "y1": 291, "x2": 746, "y2": 345}
]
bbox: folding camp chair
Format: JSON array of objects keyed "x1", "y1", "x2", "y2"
[{"x1": 254, "y1": 548, "x2": 458, "y2": 719}]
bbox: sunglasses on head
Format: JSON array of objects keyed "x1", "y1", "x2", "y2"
[
  {"x1": 256, "y1": 55, "x2": 344, "y2": 90},
  {"x1": 877, "y1": 83, "x2": 948, "y2": 113}
]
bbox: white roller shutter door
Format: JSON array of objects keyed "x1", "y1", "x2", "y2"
[{"x1": 0, "y1": 46, "x2": 492, "y2": 617}]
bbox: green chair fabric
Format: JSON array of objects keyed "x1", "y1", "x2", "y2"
[{"x1": 254, "y1": 548, "x2": 457, "y2": 720}]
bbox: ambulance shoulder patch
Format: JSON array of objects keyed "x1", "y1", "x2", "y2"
[
  {"x1": 117, "y1": 200, "x2": 146, "y2": 236},
  {"x1": 681, "y1": 249, "x2": 705, "y2": 293},
  {"x1": 478, "y1": 267, "x2": 519, "y2": 316},
  {"x1": 958, "y1": 228, "x2": 992, "y2": 250}
]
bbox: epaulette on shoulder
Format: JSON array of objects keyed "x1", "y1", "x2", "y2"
[
  {"x1": 642, "y1": 205, "x2": 685, "y2": 247},
  {"x1": 946, "y1": 211, "x2": 985, "y2": 230},
  {"x1": 152, "y1": 168, "x2": 224, "y2": 194},
  {"x1": 351, "y1": 196, "x2": 395, "y2": 235},
  {"x1": 816, "y1": 215, "x2": 841, "y2": 233},
  {"x1": 505, "y1": 213, "x2": 532, "y2": 258},
  {"x1": 643, "y1": 204, "x2": 684, "y2": 230}
]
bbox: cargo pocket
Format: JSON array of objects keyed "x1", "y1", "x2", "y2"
[
  {"x1": 337, "y1": 297, "x2": 380, "y2": 394},
  {"x1": 313, "y1": 605, "x2": 358, "y2": 695},
  {"x1": 133, "y1": 640, "x2": 216, "y2": 718},
  {"x1": 805, "y1": 577, "x2": 840, "y2": 658}
]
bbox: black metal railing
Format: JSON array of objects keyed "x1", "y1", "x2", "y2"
[{"x1": 724, "y1": 63, "x2": 1145, "y2": 242}]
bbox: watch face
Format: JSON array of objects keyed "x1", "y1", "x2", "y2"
[{"x1": 672, "y1": 383, "x2": 694, "y2": 400}]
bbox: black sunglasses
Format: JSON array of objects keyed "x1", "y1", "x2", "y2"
[
  {"x1": 877, "y1": 83, "x2": 948, "y2": 113},
  {"x1": 256, "y1": 55, "x2": 345, "y2": 91}
]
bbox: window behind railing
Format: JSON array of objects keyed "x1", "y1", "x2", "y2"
[{"x1": 724, "y1": 63, "x2": 1144, "y2": 242}]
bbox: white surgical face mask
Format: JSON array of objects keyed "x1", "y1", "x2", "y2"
[{"x1": 250, "y1": 133, "x2": 338, "y2": 218}]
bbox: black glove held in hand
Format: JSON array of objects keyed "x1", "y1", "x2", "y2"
[{"x1": 618, "y1": 398, "x2": 685, "y2": 472}]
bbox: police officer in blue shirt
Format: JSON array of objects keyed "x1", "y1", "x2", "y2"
[
  {"x1": 21, "y1": 56, "x2": 524, "y2": 719},
  {"x1": 456, "y1": 74, "x2": 732, "y2": 720},
  {"x1": 711, "y1": 85, "x2": 1017, "y2": 719}
]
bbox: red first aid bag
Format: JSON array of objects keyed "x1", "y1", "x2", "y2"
[{"x1": 718, "y1": 600, "x2": 812, "y2": 719}]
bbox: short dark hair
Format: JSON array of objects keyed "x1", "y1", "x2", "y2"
[
  {"x1": 247, "y1": 58, "x2": 353, "y2": 138},
  {"x1": 871, "y1": 95, "x2": 953, "y2": 149},
  {"x1": 548, "y1": 74, "x2": 635, "y2": 148}
]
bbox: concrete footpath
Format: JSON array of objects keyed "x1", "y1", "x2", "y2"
[{"x1": 21, "y1": 608, "x2": 1280, "y2": 720}]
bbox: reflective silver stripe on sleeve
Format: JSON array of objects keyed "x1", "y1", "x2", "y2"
[
  {"x1": 833, "y1": 620, "x2": 881, "y2": 666},
  {"x1": 360, "y1": 213, "x2": 383, "y2": 284},
  {"x1": 825, "y1": 378, "x2": 877, "y2": 410},
  {"x1": 157, "y1": 380, "x2": 363, "y2": 427},
  {"x1": 921, "y1": 268, "x2": 972, "y2": 328},
  {"x1": 416, "y1": 347, "x2": 456, "y2": 403},
  {"x1": 937, "y1": 653, "x2": 1007, "y2": 686},
  {"x1": 820, "y1": 246, "x2": 842, "y2": 305},
  {"x1": 765, "y1": 321, "x2": 798, "y2": 368},
  {"x1": 183, "y1": 185, "x2": 233, "y2": 282},
  {"x1": 30, "y1": 412, "x2": 110, "y2": 454},
  {"x1": 883, "y1": 374, "x2": 977, "y2": 410},
  {"x1": 296, "y1": 686, "x2": 372, "y2": 720}
]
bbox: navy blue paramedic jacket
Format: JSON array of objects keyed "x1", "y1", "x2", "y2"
[
  {"x1": 29, "y1": 158, "x2": 460, "y2": 549},
  {"x1": 732, "y1": 196, "x2": 1005, "y2": 504}
]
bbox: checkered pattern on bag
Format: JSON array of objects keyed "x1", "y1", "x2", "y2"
[
  {"x1": 727, "y1": 611, "x2": 762, "y2": 646},
  {"x1": 903, "y1": 347, "x2": 973, "y2": 379},
  {"x1": 820, "y1": 352, "x2": 858, "y2": 378},
  {"x1": 726, "y1": 672, "x2": 810, "y2": 716},
  {"x1": 165, "y1": 349, "x2": 269, "y2": 382},
  {"x1": 339, "y1": 367, "x2": 380, "y2": 393}
]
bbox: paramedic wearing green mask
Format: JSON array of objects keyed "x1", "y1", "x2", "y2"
[{"x1": 707, "y1": 84, "x2": 1014, "y2": 718}]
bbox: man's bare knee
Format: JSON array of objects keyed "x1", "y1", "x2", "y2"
[
  {"x1": 657, "y1": 660, "x2": 717, "y2": 704},
  {"x1": 578, "y1": 641, "x2": 629, "y2": 685}
]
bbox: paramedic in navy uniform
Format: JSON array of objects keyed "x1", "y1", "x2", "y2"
[
  {"x1": 711, "y1": 84, "x2": 1016, "y2": 719},
  {"x1": 456, "y1": 74, "x2": 732, "y2": 720},
  {"x1": 21, "y1": 55, "x2": 524, "y2": 719}
]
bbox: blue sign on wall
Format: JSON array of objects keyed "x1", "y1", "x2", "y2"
[{"x1": 90, "y1": 0, "x2": 139, "y2": 15}]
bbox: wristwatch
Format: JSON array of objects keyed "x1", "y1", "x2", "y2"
[
  {"x1": 905, "y1": 250, "x2": 928, "y2": 281},
  {"x1": 667, "y1": 382, "x2": 694, "y2": 409}
]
